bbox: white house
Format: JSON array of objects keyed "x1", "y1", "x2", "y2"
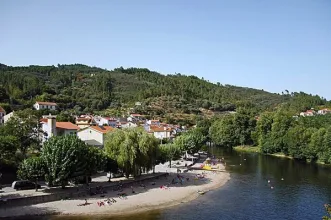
[
  {"x1": 77, "y1": 125, "x2": 114, "y2": 147},
  {"x1": 318, "y1": 109, "x2": 331, "y2": 115},
  {"x1": 121, "y1": 122, "x2": 138, "y2": 129},
  {"x1": 150, "y1": 126, "x2": 172, "y2": 139},
  {"x1": 299, "y1": 110, "x2": 315, "y2": 117},
  {"x1": 147, "y1": 120, "x2": 160, "y2": 126},
  {"x1": 34, "y1": 101, "x2": 57, "y2": 110},
  {"x1": 75, "y1": 116, "x2": 96, "y2": 129},
  {"x1": 40, "y1": 116, "x2": 79, "y2": 143},
  {"x1": 0, "y1": 106, "x2": 5, "y2": 125},
  {"x1": 4, "y1": 111, "x2": 14, "y2": 123}
]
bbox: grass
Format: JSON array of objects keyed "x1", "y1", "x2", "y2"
[{"x1": 233, "y1": 146, "x2": 261, "y2": 153}]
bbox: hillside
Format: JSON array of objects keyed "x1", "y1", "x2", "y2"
[{"x1": 0, "y1": 64, "x2": 328, "y2": 119}]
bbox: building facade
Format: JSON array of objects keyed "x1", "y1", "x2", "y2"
[{"x1": 34, "y1": 101, "x2": 57, "y2": 110}]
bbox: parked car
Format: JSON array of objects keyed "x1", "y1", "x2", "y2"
[
  {"x1": 12, "y1": 180, "x2": 41, "y2": 190},
  {"x1": 69, "y1": 176, "x2": 92, "y2": 185},
  {"x1": 111, "y1": 172, "x2": 124, "y2": 178}
]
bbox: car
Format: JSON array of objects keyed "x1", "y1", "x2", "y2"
[
  {"x1": 11, "y1": 180, "x2": 41, "y2": 190},
  {"x1": 70, "y1": 176, "x2": 92, "y2": 185}
]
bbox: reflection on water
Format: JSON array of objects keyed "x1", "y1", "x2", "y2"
[{"x1": 13, "y1": 148, "x2": 331, "y2": 220}]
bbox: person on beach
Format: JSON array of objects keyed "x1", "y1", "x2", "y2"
[{"x1": 131, "y1": 186, "x2": 135, "y2": 194}]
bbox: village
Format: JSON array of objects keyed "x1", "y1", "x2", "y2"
[{"x1": 0, "y1": 101, "x2": 188, "y2": 149}]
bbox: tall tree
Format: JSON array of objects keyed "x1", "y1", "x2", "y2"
[
  {"x1": 0, "y1": 135, "x2": 18, "y2": 163},
  {"x1": 41, "y1": 135, "x2": 89, "y2": 188},
  {"x1": 174, "y1": 128, "x2": 206, "y2": 155},
  {"x1": 2, "y1": 109, "x2": 42, "y2": 157},
  {"x1": 104, "y1": 128, "x2": 158, "y2": 178}
]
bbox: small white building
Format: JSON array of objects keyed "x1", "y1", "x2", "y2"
[
  {"x1": 34, "y1": 101, "x2": 57, "y2": 110},
  {"x1": 75, "y1": 117, "x2": 96, "y2": 129},
  {"x1": 0, "y1": 106, "x2": 5, "y2": 125},
  {"x1": 150, "y1": 126, "x2": 172, "y2": 139},
  {"x1": 40, "y1": 116, "x2": 79, "y2": 143},
  {"x1": 318, "y1": 109, "x2": 331, "y2": 115},
  {"x1": 128, "y1": 114, "x2": 143, "y2": 122},
  {"x1": 77, "y1": 125, "x2": 114, "y2": 147},
  {"x1": 4, "y1": 111, "x2": 14, "y2": 124},
  {"x1": 121, "y1": 122, "x2": 138, "y2": 129},
  {"x1": 147, "y1": 120, "x2": 160, "y2": 126}
]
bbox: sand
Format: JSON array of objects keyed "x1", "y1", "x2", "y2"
[{"x1": 0, "y1": 167, "x2": 230, "y2": 218}]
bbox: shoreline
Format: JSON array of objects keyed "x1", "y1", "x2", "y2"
[
  {"x1": 233, "y1": 146, "x2": 330, "y2": 166},
  {"x1": 0, "y1": 168, "x2": 230, "y2": 218}
]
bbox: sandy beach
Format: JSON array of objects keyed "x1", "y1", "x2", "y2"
[{"x1": 0, "y1": 166, "x2": 230, "y2": 218}]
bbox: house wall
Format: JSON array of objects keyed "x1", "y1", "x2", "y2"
[
  {"x1": 34, "y1": 103, "x2": 56, "y2": 110},
  {"x1": 41, "y1": 124, "x2": 77, "y2": 143},
  {"x1": 4, "y1": 112, "x2": 14, "y2": 123},
  {"x1": 63, "y1": 129, "x2": 77, "y2": 136},
  {"x1": 77, "y1": 128, "x2": 104, "y2": 145},
  {"x1": 153, "y1": 131, "x2": 171, "y2": 139},
  {"x1": 122, "y1": 122, "x2": 137, "y2": 129},
  {"x1": 98, "y1": 118, "x2": 109, "y2": 126}
]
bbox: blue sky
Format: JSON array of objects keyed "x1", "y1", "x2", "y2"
[{"x1": 1, "y1": 1, "x2": 330, "y2": 98}]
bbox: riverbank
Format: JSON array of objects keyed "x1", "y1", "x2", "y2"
[
  {"x1": 233, "y1": 146, "x2": 261, "y2": 153},
  {"x1": 0, "y1": 167, "x2": 230, "y2": 218},
  {"x1": 233, "y1": 146, "x2": 330, "y2": 166}
]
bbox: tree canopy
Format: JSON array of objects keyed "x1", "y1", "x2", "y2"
[
  {"x1": 104, "y1": 128, "x2": 159, "y2": 178},
  {"x1": 41, "y1": 135, "x2": 89, "y2": 188}
]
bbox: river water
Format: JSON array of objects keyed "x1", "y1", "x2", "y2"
[{"x1": 24, "y1": 148, "x2": 331, "y2": 220}]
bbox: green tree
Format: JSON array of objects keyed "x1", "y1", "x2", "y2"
[
  {"x1": 320, "y1": 127, "x2": 331, "y2": 164},
  {"x1": 254, "y1": 112, "x2": 274, "y2": 147},
  {"x1": 264, "y1": 111, "x2": 294, "y2": 154},
  {"x1": 209, "y1": 115, "x2": 235, "y2": 148},
  {"x1": 308, "y1": 128, "x2": 326, "y2": 162},
  {"x1": 0, "y1": 135, "x2": 18, "y2": 163},
  {"x1": 159, "y1": 144, "x2": 181, "y2": 168},
  {"x1": 2, "y1": 109, "x2": 42, "y2": 157},
  {"x1": 56, "y1": 112, "x2": 74, "y2": 123},
  {"x1": 85, "y1": 147, "x2": 107, "y2": 184},
  {"x1": 286, "y1": 126, "x2": 316, "y2": 160},
  {"x1": 174, "y1": 128, "x2": 206, "y2": 155},
  {"x1": 17, "y1": 157, "x2": 45, "y2": 191},
  {"x1": 41, "y1": 135, "x2": 89, "y2": 188},
  {"x1": 104, "y1": 128, "x2": 158, "y2": 178}
]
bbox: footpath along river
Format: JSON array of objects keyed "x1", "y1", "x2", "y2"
[{"x1": 22, "y1": 148, "x2": 331, "y2": 220}]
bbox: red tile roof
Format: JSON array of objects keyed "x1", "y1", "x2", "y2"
[
  {"x1": 0, "y1": 106, "x2": 6, "y2": 113},
  {"x1": 56, "y1": 122, "x2": 79, "y2": 130},
  {"x1": 36, "y1": 101, "x2": 57, "y2": 106},
  {"x1": 91, "y1": 126, "x2": 114, "y2": 134},
  {"x1": 150, "y1": 126, "x2": 172, "y2": 132},
  {"x1": 40, "y1": 118, "x2": 48, "y2": 123},
  {"x1": 131, "y1": 114, "x2": 142, "y2": 117}
]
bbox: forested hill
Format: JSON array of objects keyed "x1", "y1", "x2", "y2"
[{"x1": 0, "y1": 63, "x2": 328, "y2": 116}]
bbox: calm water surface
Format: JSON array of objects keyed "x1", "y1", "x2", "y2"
[{"x1": 24, "y1": 148, "x2": 331, "y2": 220}]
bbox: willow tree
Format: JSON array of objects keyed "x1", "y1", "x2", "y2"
[
  {"x1": 104, "y1": 128, "x2": 158, "y2": 178},
  {"x1": 41, "y1": 135, "x2": 89, "y2": 188}
]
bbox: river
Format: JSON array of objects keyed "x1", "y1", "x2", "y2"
[{"x1": 22, "y1": 148, "x2": 331, "y2": 220}]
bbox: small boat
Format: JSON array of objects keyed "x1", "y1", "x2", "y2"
[
  {"x1": 197, "y1": 190, "x2": 209, "y2": 195},
  {"x1": 197, "y1": 190, "x2": 205, "y2": 195}
]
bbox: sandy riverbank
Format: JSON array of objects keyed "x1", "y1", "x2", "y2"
[{"x1": 0, "y1": 168, "x2": 230, "y2": 218}]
